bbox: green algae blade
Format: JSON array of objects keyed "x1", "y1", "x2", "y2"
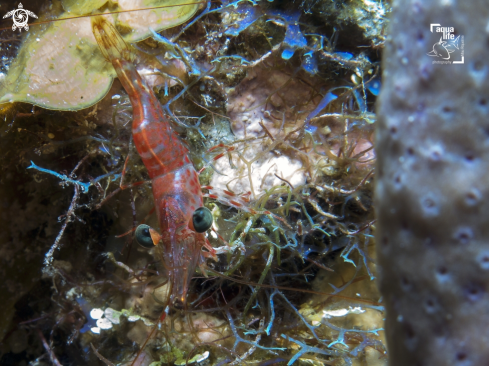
[
  {"x1": 116, "y1": 0, "x2": 200, "y2": 43},
  {"x1": 0, "y1": 16, "x2": 113, "y2": 110},
  {"x1": 0, "y1": 0, "x2": 199, "y2": 111},
  {"x1": 61, "y1": 0, "x2": 109, "y2": 15}
]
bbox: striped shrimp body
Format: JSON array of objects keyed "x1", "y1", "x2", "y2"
[{"x1": 92, "y1": 16, "x2": 214, "y2": 309}]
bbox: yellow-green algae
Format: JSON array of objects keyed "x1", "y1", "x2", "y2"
[{"x1": 0, "y1": 0, "x2": 198, "y2": 110}]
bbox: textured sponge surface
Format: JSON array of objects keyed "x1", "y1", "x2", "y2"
[{"x1": 376, "y1": 1, "x2": 489, "y2": 365}]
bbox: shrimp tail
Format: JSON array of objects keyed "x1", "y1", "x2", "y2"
[{"x1": 91, "y1": 15, "x2": 135, "y2": 63}]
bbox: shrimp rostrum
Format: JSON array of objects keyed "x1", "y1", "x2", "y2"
[{"x1": 91, "y1": 16, "x2": 214, "y2": 309}]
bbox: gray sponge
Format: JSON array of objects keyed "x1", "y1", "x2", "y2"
[{"x1": 375, "y1": 1, "x2": 489, "y2": 365}]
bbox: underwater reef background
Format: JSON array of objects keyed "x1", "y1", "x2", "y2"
[{"x1": 0, "y1": 0, "x2": 386, "y2": 365}]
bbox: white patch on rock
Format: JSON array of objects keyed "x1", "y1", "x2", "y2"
[{"x1": 322, "y1": 306, "x2": 365, "y2": 318}]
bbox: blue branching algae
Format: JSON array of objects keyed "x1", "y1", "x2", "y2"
[{"x1": 28, "y1": 161, "x2": 92, "y2": 193}]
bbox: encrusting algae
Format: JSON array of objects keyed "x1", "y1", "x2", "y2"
[{"x1": 0, "y1": 0, "x2": 389, "y2": 365}]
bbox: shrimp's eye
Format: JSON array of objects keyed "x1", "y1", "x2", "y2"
[
  {"x1": 135, "y1": 224, "x2": 154, "y2": 248},
  {"x1": 192, "y1": 207, "x2": 213, "y2": 233}
]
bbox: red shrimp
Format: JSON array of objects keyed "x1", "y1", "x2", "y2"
[{"x1": 91, "y1": 16, "x2": 215, "y2": 310}]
